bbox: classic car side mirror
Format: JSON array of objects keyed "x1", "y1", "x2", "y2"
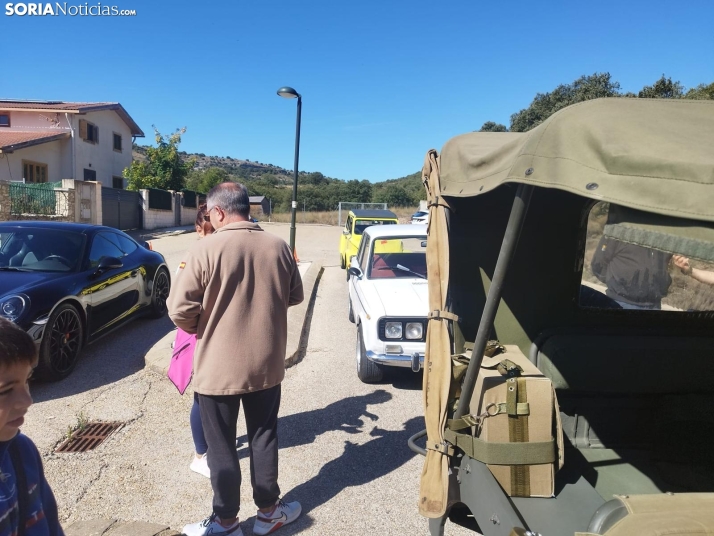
[
  {"x1": 96, "y1": 256, "x2": 123, "y2": 273},
  {"x1": 421, "y1": 241, "x2": 427, "y2": 248},
  {"x1": 342, "y1": 230, "x2": 350, "y2": 235},
  {"x1": 347, "y1": 266, "x2": 362, "y2": 279}
]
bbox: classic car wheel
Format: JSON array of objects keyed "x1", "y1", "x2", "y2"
[
  {"x1": 356, "y1": 324, "x2": 383, "y2": 383},
  {"x1": 348, "y1": 296, "x2": 355, "y2": 323},
  {"x1": 36, "y1": 303, "x2": 84, "y2": 382},
  {"x1": 340, "y1": 255, "x2": 346, "y2": 269},
  {"x1": 148, "y1": 268, "x2": 171, "y2": 318}
]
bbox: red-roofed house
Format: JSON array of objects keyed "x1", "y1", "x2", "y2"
[{"x1": 0, "y1": 100, "x2": 144, "y2": 188}]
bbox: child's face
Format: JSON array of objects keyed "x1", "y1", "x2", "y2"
[{"x1": 0, "y1": 362, "x2": 34, "y2": 441}]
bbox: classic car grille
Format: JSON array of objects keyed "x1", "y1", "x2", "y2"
[{"x1": 378, "y1": 317, "x2": 427, "y2": 342}]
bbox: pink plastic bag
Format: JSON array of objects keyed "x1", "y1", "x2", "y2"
[{"x1": 168, "y1": 328, "x2": 196, "y2": 395}]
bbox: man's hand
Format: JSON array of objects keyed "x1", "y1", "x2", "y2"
[{"x1": 673, "y1": 254, "x2": 692, "y2": 275}]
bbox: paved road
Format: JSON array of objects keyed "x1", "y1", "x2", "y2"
[{"x1": 24, "y1": 223, "x2": 473, "y2": 535}]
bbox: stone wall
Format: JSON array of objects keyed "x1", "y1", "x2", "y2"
[
  {"x1": 0, "y1": 180, "x2": 75, "y2": 222},
  {"x1": 0, "y1": 182, "x2": 10, "y2": 221}
]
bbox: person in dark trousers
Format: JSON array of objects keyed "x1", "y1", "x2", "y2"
[
  {"x1": 168, "y1": 182, "x2": 304, "y2": 536},
  {"x1": 0, "y1": 317, "x2": 64, "y2": 536},
  {"x1": 591, "y1": 236, "x2": 673, "y2": 310}
]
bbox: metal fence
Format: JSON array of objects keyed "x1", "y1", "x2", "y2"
[
  {"x1": 337, "y1": 202, "x2": 388, "y2": 227},
  {"x1": 182, "y1": 190, "x2": 199, "y2": 209},
  {"x1": 148, "y1": 188, "x2": 172, "y2": 210},
  {"x1": 9, "y1": 182, "x2": 68, "y2": 217}
]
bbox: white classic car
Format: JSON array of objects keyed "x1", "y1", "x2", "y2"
[{"x1": 347, "y1": 224, "x2": 429, "y2": 383}]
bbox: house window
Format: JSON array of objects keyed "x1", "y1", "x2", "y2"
[
  {"x1": 22, "y1": 161, "x2": 48, "y2": 183},
  {"x1": 113, "y1": 133, "x2": 122, "y2": 152},
  {"x1": 83, "y1": 168, "x2": 97, "y2": 181},
  {"x1": 112, "y1": 176, "x2": 124, "y2": 189},
  {"x1": 79, "y1": 119, "x2": 99, "y2": 143},
  {"x1": 0, "y1": 114, "x2": 9, "y2": 127}
]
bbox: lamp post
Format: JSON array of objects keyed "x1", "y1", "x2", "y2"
[{"x1": 277, "y1": 86, "x2": 302, "y2": 253}]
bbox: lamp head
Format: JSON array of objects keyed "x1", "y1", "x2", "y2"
[{"x1": 277, "y1": 86, "x2": 300, "y2": 99}]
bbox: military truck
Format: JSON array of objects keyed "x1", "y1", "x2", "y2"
[{"x1": 409, "y1": 98, "x2": 714, "y2": 536}]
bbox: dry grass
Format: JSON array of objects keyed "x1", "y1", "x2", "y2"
[{"x1": 263, "y1": 207, "x2": 418, "y2": 226}]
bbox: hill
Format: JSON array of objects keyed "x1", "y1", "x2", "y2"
[{"x1": 131, "y1": 145, "x2": 425, "y2": 212}]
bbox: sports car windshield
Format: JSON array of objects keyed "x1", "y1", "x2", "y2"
[
  {"x1": 0, "y1": 229, "x2": 84, "y2": 272},
  {"x1": 370, "y1": 237, "x2": 427, "y2": 279}
]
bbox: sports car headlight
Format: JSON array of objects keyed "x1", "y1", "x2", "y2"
[
  {"x1": 0, "y1": 294, "x2": 30, "y2": 322},
  {"x1": 385, "y1": 321, "x2": 403, "y2": 339},
  {"x1": 405, "y1": 322, "x2": 423, "y2": 340}
]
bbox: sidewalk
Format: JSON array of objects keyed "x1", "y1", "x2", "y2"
[{"x1": 125, "y1": 225, "x2": 195, "y2": 243}]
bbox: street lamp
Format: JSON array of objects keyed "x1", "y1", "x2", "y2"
[{"x1": 277, "y1": 86, "x2": 302, "y2": 253}]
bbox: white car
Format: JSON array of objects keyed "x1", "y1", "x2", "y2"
[
  {"x1": 347, "y1": 224, "x2": 428, "y2": 383},
  {"x1": 411, "y1": 211, "x2": 429, "y2": 224}
]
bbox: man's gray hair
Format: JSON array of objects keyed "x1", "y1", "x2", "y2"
[{"x1": 207, "y1": 182, "x2": 250, "y2": 218}]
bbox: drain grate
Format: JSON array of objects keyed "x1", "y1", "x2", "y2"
[{"x1": 55, "y1": 422, "x2": 123, "y2": 453}]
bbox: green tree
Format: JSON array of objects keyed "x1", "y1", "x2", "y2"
[
  {"x1": 125, "y1": 127, "x2": 195, "y2": 191},
  {"x1": 510, "y1": 72, "x2": 621, "y2": 132},
  {"x1": 685, "y1": 82, "x2": 714, "y2": 100},
  {"x1": 479, "y1": 121, "x2": 508, "y2": 132},
  {"x1": 638, "y1": 75, "x2": 685, "y2": 99}
]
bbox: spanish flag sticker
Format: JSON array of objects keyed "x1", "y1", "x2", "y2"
[{"x1": 179, "y1": 261, "x2": 186, "y2": 270}]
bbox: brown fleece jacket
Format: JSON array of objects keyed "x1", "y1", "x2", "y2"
[{"x1": 167, "y1": 221, "x2": 304, "y2": 395}]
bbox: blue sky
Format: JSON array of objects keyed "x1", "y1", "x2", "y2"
[{"x1": 2, "y1": 0, "x2": 713, "y2": 182}]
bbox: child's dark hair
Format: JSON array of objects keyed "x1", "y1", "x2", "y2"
[{"x1": 0, "y1": 318, "x2": 38, "y2": 367}]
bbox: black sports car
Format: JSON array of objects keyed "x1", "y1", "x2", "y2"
[{"x1": 0, "y1": 222, "x2": 171, "y2": 381}]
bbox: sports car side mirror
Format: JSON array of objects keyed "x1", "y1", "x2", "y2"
[
  {"x1": 96, "y1": 256, "x2": 123, "y2": 273},
  {"x1": 348, "y1": 267, "x2": 362, "y2": 279}
]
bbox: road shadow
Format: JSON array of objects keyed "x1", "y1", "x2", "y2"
[
  {"x1": 241, "y1": 416, "x2": 423, "y2": 534},
  {"x1": 388, "y1": 368, "x2": 423, "y2": 391},
  {"x1": 31, "y1": 314, "x2": 174, "y2": 403},
  {"x1": 236, "y1": 389, "x2": 393, "y2": 453}
]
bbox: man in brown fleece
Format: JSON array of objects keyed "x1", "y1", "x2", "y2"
[{"x1": 168, "y1": 182, "x2": 304, "y2": 536}]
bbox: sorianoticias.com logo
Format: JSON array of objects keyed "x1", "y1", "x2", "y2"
[{"x1": 5, "y1": 2, "x2": 136, "y2": 15}]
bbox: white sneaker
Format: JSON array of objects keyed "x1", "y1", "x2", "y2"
[
  {"x1": 182, "y1": 514, "x2": 242, "y2": 536},
  {"x1": 190, "y1": 454, "x2": 210, "y2": 478},
  {"x1": 253, "y1": 500, "x2": 301, "y2": 535}
]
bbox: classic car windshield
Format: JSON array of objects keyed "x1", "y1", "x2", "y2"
[
  {"x1": 354, "y1": 219, "x2": 396, "y2": 236},
  {"x1": 370, "y1": 237, "x2": 427, "y2": 279},
  {"x1": 0, "y1": 229, "x2": 84, "y2": 273},
  {"x1": 580, "y1": 202, "x2": 714, "y2": 311}
]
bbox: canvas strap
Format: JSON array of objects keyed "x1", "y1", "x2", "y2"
[
  {"x1": 509, "y1": 376, "x2": 531, "y2": 496},
  {"x1": 427, "y1": 310, "x2": 460, "y2": 323},
  {"x1": 443, "y1": 429, "x2": 555, "y2": 466},
  {"x1": 446, "y1": 402, "x2": 530, "y2": 431}
]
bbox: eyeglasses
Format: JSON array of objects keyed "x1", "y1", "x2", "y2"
[{"x1": 203, "y1": 206, "x2": 220, "y2": 222}]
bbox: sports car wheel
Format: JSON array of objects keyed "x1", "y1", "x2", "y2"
[
  {"x1": 36, "y1": 303, "x2": 84, "y2": 382},
  {"x1": 356, "y1": 324, "x2": 383, "y2": 383},
  {"x1": 348, "y1": 296, "x2": 355, "y2": 323},
  {"x1": 148, "y1": 268, "x2": 171, "y2": 318}
]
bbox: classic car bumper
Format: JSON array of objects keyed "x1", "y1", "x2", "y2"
[{"x1": 366, "y1": 350, "x2": 424, "y2": 371}]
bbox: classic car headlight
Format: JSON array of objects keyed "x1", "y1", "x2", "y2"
[
  {"x1": 385, "y1": 321, "x2": 403, "y2": 339},
  {"x1": 0, "y1": 294, "x2": 30, "y2": 322},
  {"x1": 405, "y1": 322, "x2": 423, "y2": 340}
]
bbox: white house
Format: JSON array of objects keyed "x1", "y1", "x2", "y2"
[{"x1": 0, "y1": 100, "x2": 144, "y2": 189}]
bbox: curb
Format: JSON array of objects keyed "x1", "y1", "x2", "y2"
[
  {"x1": 64, "y1": 519, "x2": 180, "y2": 536},
  {"x1": 144, "y1": 262, "x2": 324, "y2": 378}
]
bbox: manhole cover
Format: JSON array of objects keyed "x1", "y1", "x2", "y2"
[{"x1": 55, "y1": 422, "x2": 123, "y2": 453}]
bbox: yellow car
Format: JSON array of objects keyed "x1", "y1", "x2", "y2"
[{"x1": 339, "y1": 209, "x2": 399, "y2": 274}]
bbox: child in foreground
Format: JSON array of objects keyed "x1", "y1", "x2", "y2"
[{"x1": 0, "y1": 317, "x2": 64, "y2": 536}]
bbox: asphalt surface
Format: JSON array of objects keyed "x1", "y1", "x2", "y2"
[{"x1": 24, "y1": 223, "x2": 474, "y2": 535}]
